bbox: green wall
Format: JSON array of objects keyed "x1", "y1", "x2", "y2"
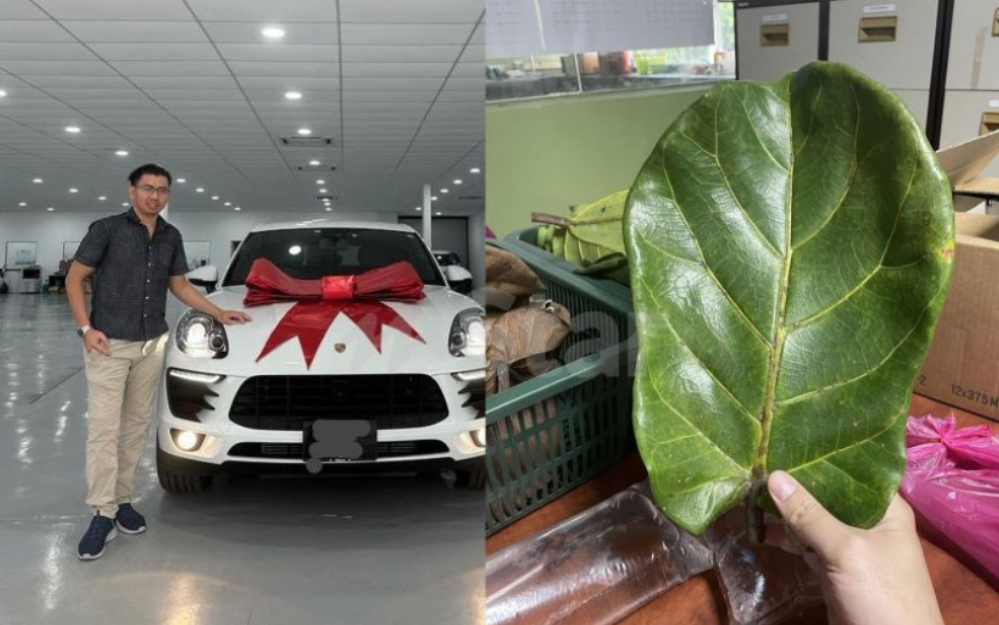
[{"x1": 485, "y1": 86, "x2": 710, "y2": 237}]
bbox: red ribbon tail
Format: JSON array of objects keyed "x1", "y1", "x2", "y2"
[
  {"x1": 345, "y1": 302, "x2": 425, "y2": 353},
  {"x1": 256, "y1": 302, "x2": 339, "y2": 369}
]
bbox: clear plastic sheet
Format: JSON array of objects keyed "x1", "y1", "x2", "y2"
[
  {"x1": 901, "y1": 415, "x2": 999, "y2": 589},
  {"x1": 704, "y1": 505, "x2": 824, "y2": 625},
  {"x1": 486, "y1": 482, "x2": 714, "y2": 625}
]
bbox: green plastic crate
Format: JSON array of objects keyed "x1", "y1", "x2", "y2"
[{"x1": 486, "y1": 230, "x2": 636, "y2": 535}]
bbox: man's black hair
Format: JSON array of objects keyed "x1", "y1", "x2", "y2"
[{"x1": 127, "y1": 163, "x2": 172, "y2": 186}]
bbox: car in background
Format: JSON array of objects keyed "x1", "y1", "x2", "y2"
[
  {"x1": 157, "y1": 221, "x2": 485, "y2": 492},
  {"x1": 433, "y1": 250, "x2": 473, "y2": 294}
]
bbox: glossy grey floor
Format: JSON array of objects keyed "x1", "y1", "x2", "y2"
[{"x1": 0, "y1": 294, "x2": 483, "y2": 625}]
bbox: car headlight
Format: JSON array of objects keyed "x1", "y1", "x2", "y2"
[
  {"x1": 176, "y1": 310, "x2": 228, "y2": 359},
  {"x1": 449, "y1": 308, "x2": 485, "y2": 358}
]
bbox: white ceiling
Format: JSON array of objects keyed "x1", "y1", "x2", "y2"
[{"x1": 0, "y1": 0, "x2": 485, "y2": 217}]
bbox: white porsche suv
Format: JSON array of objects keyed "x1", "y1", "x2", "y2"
[{"x1": 156, "y1": 220, "x2": 485, "y2": 492}]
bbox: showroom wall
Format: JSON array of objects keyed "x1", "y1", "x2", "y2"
[
  {"x1": 485, "y1": 85, "x2": 710, "y2": 237},
  {"x1": 0, "y1": 210, "x2": 396, "y2": 282}
]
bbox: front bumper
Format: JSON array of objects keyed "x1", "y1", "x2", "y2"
[{"x1": 157, "y1": 366, "x2": 485, "y2": 469}]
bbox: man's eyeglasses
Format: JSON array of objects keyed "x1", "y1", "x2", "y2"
[{"x1": 137, "y1": 185, "x2": 171, "y2": 196}]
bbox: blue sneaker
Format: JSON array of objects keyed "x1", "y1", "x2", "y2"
[
  {"x1": 115, "y1": 503, "x2": 147, "y2": 535},
  {"x1": 77, "y1": 515, "x2": 117, "y2": 560}
]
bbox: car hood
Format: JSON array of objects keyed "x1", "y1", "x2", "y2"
[{"x1": 168, "y1": 285, "x2": 483, "y2": 376}]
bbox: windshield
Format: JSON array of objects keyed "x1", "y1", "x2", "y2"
[{"x1": 223, "y1": 228, "x2": 445, "y2": 287}]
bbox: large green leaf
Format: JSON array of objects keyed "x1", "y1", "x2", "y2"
[{"x1": 625, "y1": 62, "x2": 954, "y2": 535}]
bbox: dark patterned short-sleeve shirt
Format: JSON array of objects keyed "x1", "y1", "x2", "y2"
[{"x1": 74, "y1": 208, "x2": 188, "y2": 340}]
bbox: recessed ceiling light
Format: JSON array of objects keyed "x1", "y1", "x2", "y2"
[
  {"x1": 325, "y1": 207, "x2": 332, "y2": 212},
  {"x1": 115, "y1": 150, "x2": 129, "y2": 156},
  {"x1": 262, "y1": 26, "x2": 285, "y2": 39},
  {"x1": 69, "y1": 187, "x2": 78, "y2": 193},
  {"x1": 224, "y1": 202, "x2": 231, "y2": 206},
  {"x1": 98, "y1": 196, "x2": 106, "y2": 201},
  {"x1": 297, "y1": 128, "x2": 312, "y2": 136},
  {"x1": 431, "y1": 195, "x2": 438, "y2": 201},
  {"x1": 122, "y1": 202, "x2": 129, "y2": 206},
  {"x1": 416, "y1": 207, "x2": 422, "y2": 211},
  {"x1": 177, "y1": 178, "x2": 186, "y2": 183},
  {"x1": 0, "y1": 90, "x2": 7, "y2": 98},
  {"x1": 196, "y1": 187, "x2": 205, "y2": 193},
  {"x1": 18, "y1": 202, "x2": 26, "y2": 207},
  {"x1": 319, "y1": 188, "x2": 327, "y2": 193},
  {"x1": 435, "y1": 211, "x2": 442, "y2": 216},
  {"x1": 453, "y1": 179, "x2": 463, "y2": 185},
  {"x1": 440, "y1": 188, "x2": 449, "y2": 194},
  {"x1": 285, "y1": 91, "x2": 302, "y2": 101},
  {"x1": 211, "y1": 195, "x2": 219, "y2": 201},
  {"x1": 316, "y1": 179, "x2": 325, "y2": 184},
  {"x1": 470, "y1": 167, "x2": 481, "y2": 174},
  {"x1": 309, "y1": 160, "x2": 320, "y2": 166},
  {"x1": 234, "y1": 206, "x2": 241, "y2": 211},
  {"x1": 32, "y1": 178, "x2": 42, "y2": 183},
  {"x1": 65, "y1": 126, "x2": 81, "y2": 134},
  {"x1": 47, "y1": 207, "x2": 55, "y2": 212}
]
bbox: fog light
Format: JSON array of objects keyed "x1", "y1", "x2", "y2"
[
  {"x1": 172, "y1": 429, "x2": 203, "y2": 452},
  {"x1": 470, "y1": 427, "x2": 486, "y2": 448}
]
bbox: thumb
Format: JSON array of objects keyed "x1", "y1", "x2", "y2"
[{"x1": 768, "y1": 470, "x2": 848, "y2": 562}]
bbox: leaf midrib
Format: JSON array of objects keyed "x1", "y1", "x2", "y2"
[{"x1": 753, "y1": 83, "x2": 795, "y2": 484}]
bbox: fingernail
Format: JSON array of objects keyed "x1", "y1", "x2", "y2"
[{"x1": 769, "y1": 471, "x2": 799, "y2": 503}]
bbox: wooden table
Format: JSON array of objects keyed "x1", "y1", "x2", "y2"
[{"x1": 486, "y1": 395, "x2": 999, "y2": 624}]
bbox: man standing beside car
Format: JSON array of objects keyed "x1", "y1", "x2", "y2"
[{"x1": 66, "y1": 163, "x2": 251, "y2": 560}]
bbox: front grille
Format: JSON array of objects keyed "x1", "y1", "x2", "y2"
[
  {"x1": 229, "y1": 375, "x2": 449, "y2": 431},
  {"x1": 229, "y1": 440, "x2": 449, "y2": 459}
]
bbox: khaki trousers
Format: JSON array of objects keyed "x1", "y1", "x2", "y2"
[{"x1": 83, "y1": 333, "x2": 168, "y2": 518}]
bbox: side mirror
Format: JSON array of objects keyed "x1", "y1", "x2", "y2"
[
  {"x1": 187, "y1": 265, "x2": 219, "y2": 293},
  {"x1": 444, "y1": 265, "x2": 470, "y2": 282}
]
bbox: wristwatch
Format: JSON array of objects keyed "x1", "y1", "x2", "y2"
[{"x1": 77, "y1": 325, "x2": 91, "y2": 337}]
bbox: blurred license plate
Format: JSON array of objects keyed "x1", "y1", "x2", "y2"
[{"x1": 303, "y1": 420, "x2": 377, "y2": 462}]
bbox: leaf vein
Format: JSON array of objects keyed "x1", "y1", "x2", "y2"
[{"x1": 636, "y1": 227, "x2": 771, "y2": 347}]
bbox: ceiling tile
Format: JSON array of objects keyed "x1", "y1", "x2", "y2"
[
  {"x1": 235, "y1": 76, "x2": 339, "y2": 91},
  {"x1": 227, "y1": 61, "x2": 338, "y2": 78},
  {"x1": 34, "y1": 0, "x2": 195, "y2": 20},
  {"x1": 201, "y1": 22, "x2": 337, "y2": 45},
  {"x1": 0, "y1": 20, "x2": 75, "y2": 43},
  {"x1": 216, "y1": 44, "x2": 338, "y2": 63},
  {"x1": 0, "y1": 60, "x2": 117, "y2": 76},
  {"x1": 340, "y1": 1, "x2": 482, "y2": 24},
  {"x1": 63, "y1": 20, "x2": 208, "y2": 44},
  {"x1": 341, "y1": 24, "x2": 474, "y2": 45},
  {"x1": 341, "y1": 77, "x2": 443, "y2": 92},
  {"x1": 186, "y1": 0, "x2": 339, "y2": 22},
  {"x1": 130, "y1": 75, "x2": 240, "y2": 90},
  {"x1": 0, "y1": 43, "x2": 98, "y2": 61},
  {"x1": 340, "y1": 62, "x2": 450, "y2": 79},
  {"x1": 0, "y1": 0, "x2": 48, "y2": 19},
  {"x1": 89, "y1": 43, "x2": 220, "y2": 62},
  {"x1": 342, "y1": 45, "x2": 463, "y2": 64},
  {"x1": 110, "y1": 61, "x2": 231, "y2": 77}
]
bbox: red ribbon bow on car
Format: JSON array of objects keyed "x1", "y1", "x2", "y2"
[{"x1": 243, "y1": 258, "x2": 426, "y2": 368}]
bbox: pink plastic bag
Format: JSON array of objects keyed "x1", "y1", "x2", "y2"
[{"x1": 901, "y1": 415, "x2": 999, "y2": 590}]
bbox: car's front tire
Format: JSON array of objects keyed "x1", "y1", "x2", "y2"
[
  {"x1": 455, "y1": 457, "x2": 486, "y2": 488},
  {"x1": 156, "y1": 444, "x2": 215, "y2": 493}
]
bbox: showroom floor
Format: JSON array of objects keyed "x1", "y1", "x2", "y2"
[{"x1": 0, "y1": 294, "x2": 483, "y2": 625}]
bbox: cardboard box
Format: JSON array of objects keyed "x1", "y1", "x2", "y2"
[{"x1": 919, "y1": 213, "x2": 999, "y2": 421}]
